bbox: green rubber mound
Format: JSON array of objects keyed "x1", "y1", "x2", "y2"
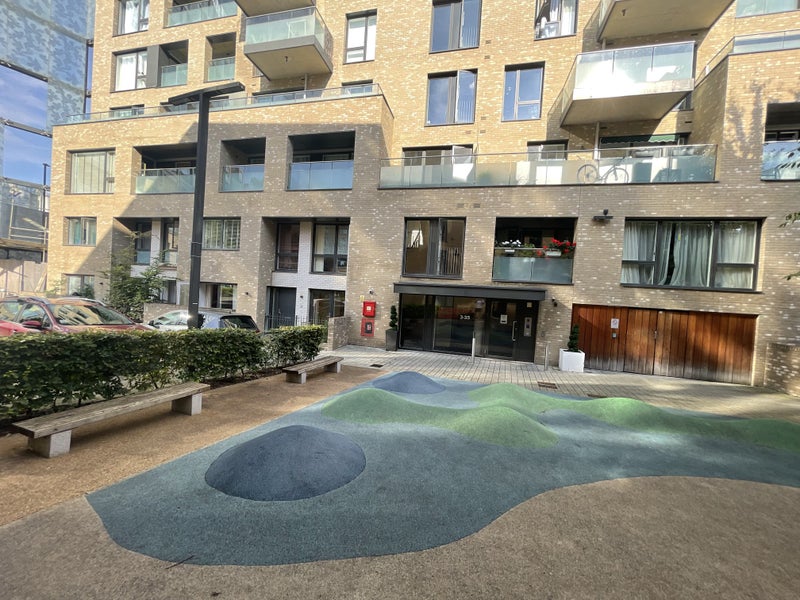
[
  {"x1": 470, "y1": 384, "x2": 800, "y2": 454},
  {"x1": 323, "y1": 388, "x2": 557, "y2": 449}
]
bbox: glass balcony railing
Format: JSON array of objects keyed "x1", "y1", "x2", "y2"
[
  {"x1": 380, "y1": 145, "x2": 716, "y2": 188},
  {"x1": 492, "y1": 248, "x2": 575, "y2": 284},
  {"x1": 288, "y1": 160, "x2": 353, "y2": 190},
  {"x1": 245, "y1": 7, "x2": 332, "y2": 52},
  {"x1": 159, "y1": 64, "x2": 188, "y2": 87},
  {"x1": 167, "y1": 0, "x2": 237, "y2": 26},
  {"x1": 136, "y1": 168, "x2": 196, "y2": 194},
  {"x1": 207, "y1": 57, "x2": 235, "y2": 81},
  {"x1": 221, "y1": 164, "x2": 264, "y2": 191},
  {"x1": 62, "y1": 84, "x2": 383, "y2": 124},
  {"x1": 762, "y1": 141, "x2": 800, "y2": 180},
  {"x1": 160, "y1": 249, "x2": 178, "y2": 266},
  {"x1": 732, "y1": 29, "x2": 800, "y2": 54}
]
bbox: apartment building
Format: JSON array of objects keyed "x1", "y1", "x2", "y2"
[{"x1": 47, "y1": 0, "x2": 800, "y2": 387}]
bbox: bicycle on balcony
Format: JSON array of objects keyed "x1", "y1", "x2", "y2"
[{"x1": 576, "y1": 160, "x2": 629, "y2": 184}]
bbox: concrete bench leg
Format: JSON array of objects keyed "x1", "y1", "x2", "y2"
[
  {"x1": 325, "y1": 362, "x2": 342, "y2": 374},
  {"x1": 285, "y1": 371, "x2": 307, "y2": 384},
  {"x1": 172, "y1": 392, "x2": 203, "y2": 415},
  {"x1": 29, "y1": 430, "x2": 72, "y2": 458}
]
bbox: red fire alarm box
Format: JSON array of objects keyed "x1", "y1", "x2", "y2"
[
  {"x1": 361, "y1": 318, "x2": 375, "y2": 337},
  {"x1": 362, "y1": 301, "x2": 376, "y2": 317}
]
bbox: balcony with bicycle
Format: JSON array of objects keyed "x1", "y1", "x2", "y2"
[
  {"x1": 243, "y1": 6, "x2": 333, "y2": 79},
  {"x1": 560, "y1": 42, "x2": 695, "y2": 126},
  {"x1": 379, "y1": 145, "x2": 716, "y2": 188},
  {"x1": 597, "y1": 0, "x2": 734, "y2": 41}
]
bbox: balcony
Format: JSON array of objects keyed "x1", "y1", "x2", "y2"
[
  {"x1": 136, "y1": 168, "x2": 196, "y2": 194},
  {"x1": 159, "y1": 64, "x2": 188, "y2": 87},
  {"x1": 208, "y1": 57, "x2": 235, "y2": 81},
  {"x1": 598, "y1": 0, "x2": 734, "y2": 41},
  {"x1": 221, "y1": 164, "x2": 264, "y2": 191},
  {"x1": 234, "y1": 0, "x2": 313, "y2": 17},
  {"x1": 492, "y1": 248, "x2": 574, "y2": 285},
  {"x1": 379, "y1": 145, "x2": 716, "y2": 188},
  {"x1": 167, "y1": 0, "x2": 237, "y2": 27},
  {"x1": 244, "y1": 7, "x2": 333, "y2": 79},
  {"x1": 762, "y1": 141, "x2": 800, "y2": 180},
  {"x1": 288, "y1": 160, "x2": 353, "y2": 190},
  {"x1": 560, "y1": 42, "x2": 695, "y2": 126}
]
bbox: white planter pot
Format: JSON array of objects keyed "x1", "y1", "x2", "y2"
[{"x1": 558, "y1": 348, "x2": 585, "y2": 373}]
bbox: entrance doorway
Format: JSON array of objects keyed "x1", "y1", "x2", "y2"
[
  {"x1": 266, "y1": 286, "x2": 296, "y2": 329},
  {"x1": 486, "y1": 300, "x2": 538, "y2": 361}
]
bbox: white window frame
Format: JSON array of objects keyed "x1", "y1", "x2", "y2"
[
  {"x1": 115, "y1": 50, "x2": 148, "y2": 91},
  {"x1": 118, "y1": 0, "x2": 150, "y2": 35},
  {"x1": 345, "y1": 12, "x2": 377, "y2": 63},
  {"x1": 202, "y1": 218, "x2": 241, "y2": 250}
]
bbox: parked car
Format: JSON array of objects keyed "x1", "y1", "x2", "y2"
[
  {"x1": 149, "y1": 309, "x2": 260, "y2": 332},
  {"x1": 0, "y1": 296, "x2": 150, "y2": 336}
]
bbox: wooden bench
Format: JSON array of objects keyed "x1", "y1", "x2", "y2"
[
  {"x1": 10, "y1": 381, "x2": 210, "y2": 458},
  {"x1": 282, "y1": 355, "x2": 343, "y2": 384}
]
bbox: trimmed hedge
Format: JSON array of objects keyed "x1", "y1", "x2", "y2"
[{"x1": 0, "y1": 325, "x2": 326, "y2": 420}]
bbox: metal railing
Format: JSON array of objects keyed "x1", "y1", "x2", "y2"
[
  {"x1": 62, "y1": 84, "x2": 382, "y2": 124},
  {"x1": 380, "y1": 145, "x2": 716, "y2": 188},
  {"x1": 167, "y1": 0, "x2": 237, "y2": 27}
]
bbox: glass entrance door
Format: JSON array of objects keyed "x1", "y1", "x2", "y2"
[{"x1": 487, "y1": 300, "x2": 537, "y2": 361}]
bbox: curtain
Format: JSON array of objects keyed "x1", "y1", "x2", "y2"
[
  {"x1": 455, "y1": 70, "x2": 476, "y2": 123},
  {"x1": 715, "y1": 221, "x2": 756, "y2": 288},
  {"x1": 621, "y1": 221, "x2": 656, "y2": 284},
  {"x1": 667, "y1": 222, "x2": 713, "y2": 287},
  {"x1": 115, "y1": 54, "x2": 137, "y2": 91}
]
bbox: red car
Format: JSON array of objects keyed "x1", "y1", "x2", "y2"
[{"x1": 0, "y1": 296, "x2": 151, "y2": 336}]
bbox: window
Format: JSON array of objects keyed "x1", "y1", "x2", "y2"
[
  {"x1": 70, "y1": 150, "x2": 115, "y2": 194},
  {"x1": 427, "y1": 70, "x2": 476, "y2": 125},
  {"x1": 346, "y1": 12, "x2": 377, "y2": 62},
  {"x1": 134, "y1": 221, "x2": 152, "y2": 264},
  {"x1": 203, "y1": 218, "x2": 241, "y2": 250},
  {"x1": 115, "y1": 50, "x2": 147, "y2": 91},
  {"x1": 309, "y1": 289, "x2": 345, "y2": 324},
  {"x1": 201, "y1": 283, "x2": 237, "y2": 310},
  {"x1": 737, "y1": 0, "x2": 799, "y2": 17},
  {"x1": 535, "y1": 0, "x2": 577, "y2": 39},
  {"x1": 527, "y1": 141, "x2": 567, "y2": 160},
  {"x1": 118, "y1": 0, "x2": 149, "y2": 34},
  {"x1": 503, "y1": 65, "x2": 544, "y2": 121},
  {"x1": 276, "y1": 223, "x2": 299, "y2": 271},
  {"x1": 404, "y1": 218, "x2": 465, "y2": 278},
  {"x1": 622, "y1": 220, "x2": 760, "y2": 290},
  {"x1": 312, "y1": 224, "x2": 348, "y2": 274},
  {"x1": 65, "y1": 217, "x2": 97, "y2": 246},
  {"x1": 161, "y1": 218, "x2": 179, "y2": 265},
  {"x1": 65, "y1": 274, "x2": 95, "y2": 297},
  {"x1": 431, "y1": 0, "x2": 481, "y2": 52}
]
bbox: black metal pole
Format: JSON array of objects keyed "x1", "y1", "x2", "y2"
[{"x1": 187, "y1": 92, "x2": 210, "y2": 329}]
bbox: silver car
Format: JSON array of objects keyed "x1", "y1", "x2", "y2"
[{"x1": 149, "y1": 310, "x2": 260, "y2": 332}]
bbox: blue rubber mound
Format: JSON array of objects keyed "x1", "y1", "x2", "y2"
[
  {"x1": 204, "y1": 425, "x2": 366, "y2": 501},
  {"x1": 373, "y1": 371, "x2": 446, "y2": 394}
]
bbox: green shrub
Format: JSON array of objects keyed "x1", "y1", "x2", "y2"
[{"x1": 263, "y1": 325, "x2": 326, "y2": 368}]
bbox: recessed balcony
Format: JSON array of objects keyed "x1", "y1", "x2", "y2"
[
  {"x1": 135, "y1": 168, "x2": 196, "y2": 194},
  {"x1": 243, "y1": 7, "x2": 333, "y2": 79},
  {"x1": 233, "y1": 0, "x2": 313, "y2": 16},
  {"x1": 288, "y1": 160, "x2": 353, "y2": 190},
  {"x1": 167, "y1": 0, "x2": 237, "y2": 27},
  {"x1": 207, "y1": 57, "x2": 235, "y2": 81},
  {"x1": 221, "y1": 164, "x2": 264, "y2": 191},
  {"x1": 762, "y1": 141, "x2": 800, "y2": 180},
  {"x1": 492, "y1": 248, "x2": 575, "y2": 285},
  {"x1": 380, "y1": 145, "x2": 716, "y2": 188},
  {"x1": 598, "y1": 0, "x2": 735, "y2": 41},
  {"x1": 560, "y1": 42, "x2": 695, "y2": 126}
]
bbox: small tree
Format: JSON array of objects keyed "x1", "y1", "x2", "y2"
[
  {"x1": 389, "y1": 305, "x2": 398, "y2": 330},
  {"x1": 104, "y1": 236, "x2": 165, "y2": 322},
  {"x1": 567, "y1": 324, "x2": 580, "y2": 352}
]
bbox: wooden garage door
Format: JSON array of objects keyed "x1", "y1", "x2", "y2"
[{"x1": 573, "y1": 305, "x2": 757, "y2": 384}]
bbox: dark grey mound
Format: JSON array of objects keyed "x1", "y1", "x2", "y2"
[
  {"x1": 373, "y1": 371, "x2": 446, "y2": 394},
  {"x1": 205, "y1": 425, "x2": 365, "y2": 501}
]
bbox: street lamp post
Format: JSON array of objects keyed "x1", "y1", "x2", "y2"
[{"x1": 168, "y1": 82, "x2": 244, "y2": 328}]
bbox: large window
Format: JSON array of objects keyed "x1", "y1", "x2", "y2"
[
  {"x1": 431, "y1": 0, "x2": 481, "y2": 52},
  {"x1": 345, "y1": 11, "x2": 377, "y2": 63},
  {"x1": 118, "y1": 0, "x2": 150, "y2": 34},
  {"x1": 503, "y1": 65, "x2": 544, "y2": 121},
  {"x1": 312, "y1": 224, "x2": 348, "y2": 274},
  {"x1": 115, "y1": 50, "x2": 148, "y2": 91},
  {"x1": 70, "y1": 150, "x2": 115, "y2": 194},
  {"x1": 64, "y1": 274, "x2": 95, "y2": 297},
  {"x1": 404, "y1": 218, "x2": 465, "y2": 278},
  {"x1": 203, "y1": 218, "x2": 241, "y2": 250},
  {"x1": 535, "y1": 0, "x2": 577, "y2": 39},
  {"x1": 65, "y1": 217, "x2": 97, "y2": 246},
  {"x1": 276, "y1": 223, "x2": 300, "y2": 271},
  {"x1": 737, "y1": 0, "x2": 799, "y2": 17},
  {"x1": 622, "y1": 220, "x2": 760, "y2": 290},
  {"x1": 427, "y1": 70, "x2": 476, "y2": 125},
  {"x1": 309, "y1": 289, "x2": 345, "y2": 324}
]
